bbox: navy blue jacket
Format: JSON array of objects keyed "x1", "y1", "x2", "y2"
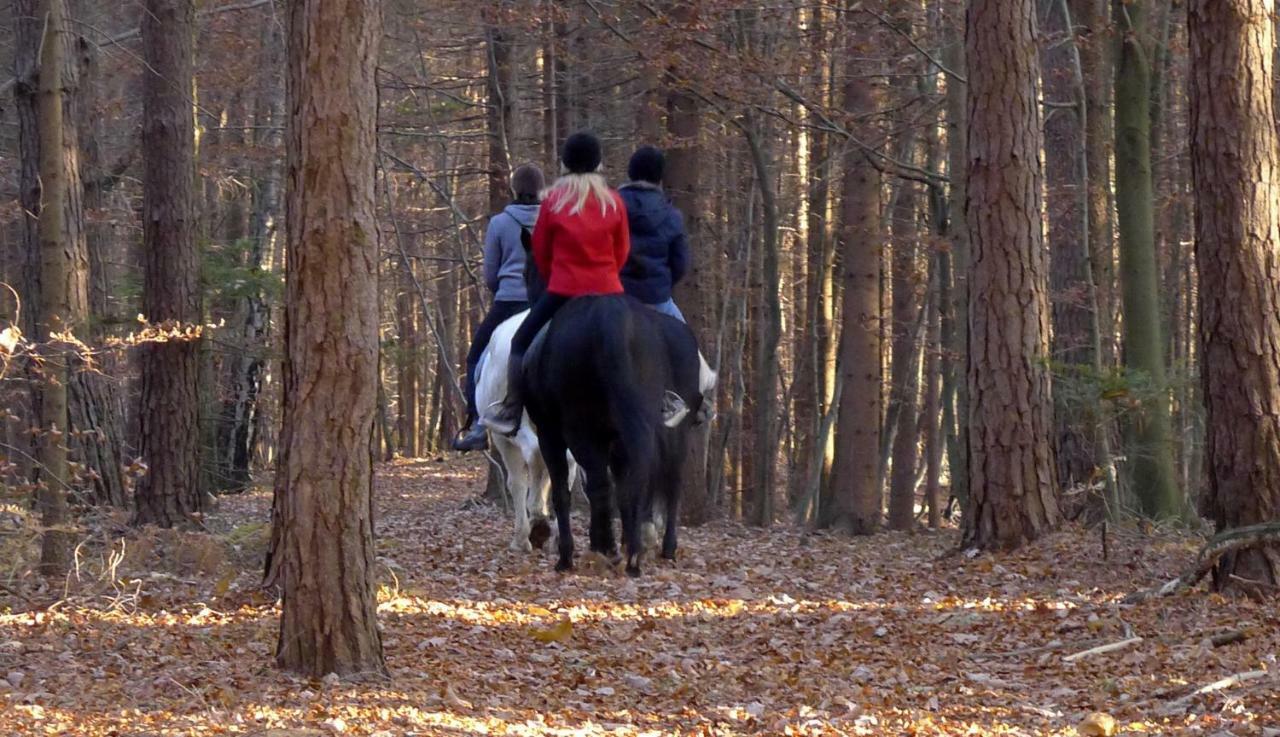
[{"x1": 618, "y1": 182, "x2": 690, "y2": 305}]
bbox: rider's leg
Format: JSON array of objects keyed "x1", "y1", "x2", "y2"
[
  {"x1": 453, "y1": 300, "x2": 528, "y2": 450},
  {"x1": 646, "y1": 298, "x2": 686, "y2": 323},
  {"x1": 488, "y1": 292, "x2": 569, "y2": 434}
]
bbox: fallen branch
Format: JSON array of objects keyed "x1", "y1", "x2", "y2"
[
  {"x1": 1159, "y1": 670, "x2": 1270, "y2": 715},
  {"x1": 1124, "y1": 522, "x2": 1280, "y2": 603},
  {"x1": 1062, "y1": 636, "x2": 1143, "y2": 663}
]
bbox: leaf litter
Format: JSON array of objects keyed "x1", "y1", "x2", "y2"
[{"x1": 1, "y1": 457, "x2": 1277, "y2": 735}]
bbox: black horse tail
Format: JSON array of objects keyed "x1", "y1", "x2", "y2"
[{"x1": 595, "y1": 300, "x2": 657, "y2": 491}]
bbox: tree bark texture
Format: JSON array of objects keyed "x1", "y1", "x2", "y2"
[
  {"x1": 667, "y1": 2, "x2": 713, "y2": 525},
  {"x1": 962, "y1": 0, "x2": 1062, "y2": 550},
  {"x1": 134, "y1": 0, "x2": 203, "y2": 526},
  {"x1": 266, "y1": 0, "x2": 386, "y2": 677},
  {"x1": 1188, "y1": 0, "x2": 1280, "y2": 588}
]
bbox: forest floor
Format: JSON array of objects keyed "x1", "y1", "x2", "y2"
[{"x1": 1, "y1": 457, "x2": 1277, "y2": 736}]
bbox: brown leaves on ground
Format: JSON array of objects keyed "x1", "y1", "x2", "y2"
[{"x1": 1, "y1": 458, "x2": 1277, "y2": 735}]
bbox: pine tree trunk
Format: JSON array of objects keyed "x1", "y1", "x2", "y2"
[
  {"x1": 485, "y1": 13, "x2": 512, "y2": 214},
  {"x1": 1069, "y1": 0, "x2": 1116, "y2": 366},
  {"x1": 1113, "y1": 0, "x2": 1183, "y2": 519},
  {"x1": 1043, "y1": 0, "x2": 1097, "y2": 490},
  {"x1": 666, "y1": 6, "x2": 713, "y2": 524},
  {"x1": 266, "y1": 0, "x2": 386, "y2": 678},
  {"x1": 963, "y1": 0, "x2": 1062, "y2": 550},
  {"x1": 744, "y1": 114, "x2": 781, "y2": 528},
  {"x1": 827, "y1": 51, "x2": 882, "y2": 534},
  {"x1": 1188, "y1": 0, "x2": 1280, "y2": 588},
  {"x1": 217, "y1": 18, "x2": 283, "y2": 493},
  {"x1": 790, "y1": 4, "x2": 826, "y2": 513},
  {"x1": 942, "y1": 11, "x2": 970, "y2": 510},
  {"x1": 134, "y1": 0, "x2": 202, "y2": 526},
  {"x1": 886, "y1": 159, "x2": 922, "y2": 532},
  {"x1": 70, "y1": 2, "x2": 128, "y2": 508}
]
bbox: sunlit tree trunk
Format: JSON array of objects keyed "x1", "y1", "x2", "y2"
[
  {"x1": 32, "y1": 0, "x2": 74, "y2": 574},
  {"x1": 963, "y1": 0, "x2": 1061, "y2": 549},
  {"x1": 266, "y1": 0, "x2": 386, "y2": 677},
  {"x1": 1188, "y1": 0, "x2": 1280, "y2": 589}
]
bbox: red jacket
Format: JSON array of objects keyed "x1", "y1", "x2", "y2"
[{"x1": 532, "y1": 188, "x2": 630, "y2": 297}]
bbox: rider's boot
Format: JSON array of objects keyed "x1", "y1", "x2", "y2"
[{"x1": 451, "y1": 421, "x2": 489, "y2": 452}]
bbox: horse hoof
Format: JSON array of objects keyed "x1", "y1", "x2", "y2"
[
  {"x1": 528, "y1": 518, "x2": 553, "y2": 549},
  {"x1": 625, "y1": 564, "x2": 641, "y2": 578},
  {"x1": 555, "y1": 558, "x2": 573, "y2": 573},
  {"x1": 510, "y1": 538, "x2": 533, "y2": 553},
  {"x1": 661, "y1": 550, "x2": 676, "y2": 562}
]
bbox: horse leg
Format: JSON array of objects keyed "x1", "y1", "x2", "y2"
[
  {"x1": 612, "y1": 444, "x2": 651, "y2": 578},
  {"x1": 659, "y1": 440, "x2": 683, "y2": 561},
  {"x1": 571, "y1": 441, "x2": 616, "y2": 560},
  {"x1": 524, "y1": 436, "x2": 553, "y2": 550},
  {"x1": 495, "y1": 436, "x2": 532, "y2": 552},
  {"x1": 661, "y1": 488, "x2": 679, "y2": 561},
  {"x1": 539, "y1": 432, "x2": 574, "y2": 572}
]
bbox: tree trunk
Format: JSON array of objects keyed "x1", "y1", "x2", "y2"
[
  {"x1": 963, "y1": 0, "x2": 1062, "y2": 550},
  {"x1": 744, "y1": 115, "x2": 781, "y2": 528},
  {"x1": 134, "y1": 0, "x2": 202, "y2": 526},
  {"x1": 827, "y1": 46, "x2": 882, "y2": 534},
  {"x1": 942, "y1": 9, "x2": 970, "y2": 510},
  {"x1": 265, "y1": 0, "x2": 386, "y2": 678},
  {"x1": 219, "y1": 18, "x2": 283, "y2": 492},
  {"x1": 790, "y1": 3, "x2": 827, "y2": 513},
  {"x1": 1113, "y1": 0, "x2": 1183, "y2": 519},
  {"x1": 69, "y1": 1, "x2": 128, "y2": 508},
  {"x1": 1069, "y1": 0, "x2": 1116, "y2": 366},
  {"x1": 33, "y1": 0, "x2": 73, "y2": 575},
  {"x1": 1043, "y1": 0, "x2": 1097, "y2": 490},
  {"x1": 923, "y1": 267, "x2": 943, "y2": 530},
  {"x1": 667, "y1": 4, "x2": 713, "y2": 525},
  {"x1": 1188, "y1": 0, "x2": 1280, "y2": 588},
  {"x1": 485, "y1": 11, "x2": 512, "y2": 214},
  {"x1": 886, "y1": 155, "x2": 922, "y2": 532}
]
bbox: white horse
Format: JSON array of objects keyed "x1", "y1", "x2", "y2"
[{"x1": 475, "y1": 310, "x2": 578, "y2": 552}]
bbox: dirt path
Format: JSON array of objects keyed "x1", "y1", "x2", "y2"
[{"x1": 1, "y1": 458, "x2": 1276, "y2": 735}]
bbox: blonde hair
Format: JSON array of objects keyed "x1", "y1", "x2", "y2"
[{"x1": 544, "y1": 172, "x2": 617, "y2": 217}]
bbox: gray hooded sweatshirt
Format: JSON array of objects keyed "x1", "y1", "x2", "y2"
[{"x1": 483, "y1": 202, "x2": 539, "y2": 303}]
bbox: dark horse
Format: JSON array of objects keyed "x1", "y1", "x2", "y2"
[{"x1": 516, "y1": 234, "x2": 709, "y2": 576}]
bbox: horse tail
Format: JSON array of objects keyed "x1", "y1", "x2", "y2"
[{"x1": 595, "y1": 302, "x2": 657, "y2": 482}]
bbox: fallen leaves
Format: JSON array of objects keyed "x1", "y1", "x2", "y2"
[{"x1": 1, "y1": 457, "x2": 1277, "y2": 736}]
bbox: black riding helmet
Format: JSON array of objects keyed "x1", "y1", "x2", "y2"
[{"x1": 562, "y1": 131, "x2": 603, "y2": 174}]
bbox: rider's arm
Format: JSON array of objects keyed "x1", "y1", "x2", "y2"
[
  {"x1": 612, "y1": 194, "x2": 631, "y2": 271},
  {"x1": 482, "y1": 216, "x2": 502, "y2": 293},
  {"x1": 532, "y1": 203, "x2": 554, "y2": 284}
]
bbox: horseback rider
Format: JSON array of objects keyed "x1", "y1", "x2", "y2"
[
  {"x1": 452, "y1": 163, "x2": 545, "y2": 452},
  {"x1": 486, "y1": 131, "x2": 631, "y2": 436},
  {"x1": 618, "y1": 145, "x2": 690, "y2": 322}
]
